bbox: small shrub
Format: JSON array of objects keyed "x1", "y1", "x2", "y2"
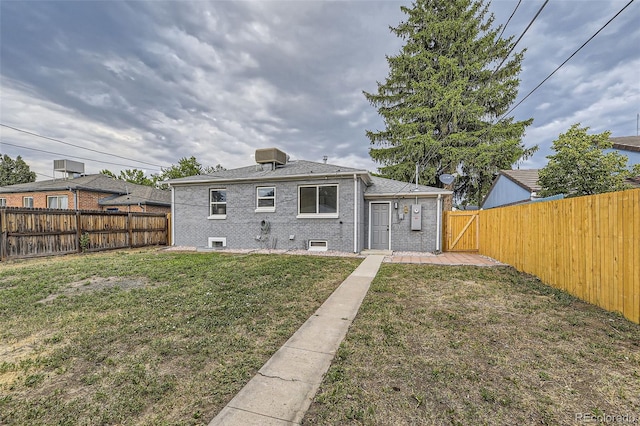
[{"x1": 80, "y1": 233, "x2": 90, "y2": 252}]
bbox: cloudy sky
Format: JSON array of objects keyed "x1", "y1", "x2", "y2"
[{"x1": 1, "y1": 0, "x2": 638, "y2": 181}]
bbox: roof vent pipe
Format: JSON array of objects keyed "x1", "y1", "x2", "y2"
[{"x1": 323, "y1": 156, "x2": 328, "y2": 164}]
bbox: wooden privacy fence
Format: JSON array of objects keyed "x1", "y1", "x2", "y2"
[
  {"x1": 479, "y1": 189, "x2": 639, "y2": 324},
  {"x1": 443, "y1": 210, "x2": 480, "y2": 252},
  {"x1": 0, "y1": 207, "x2": 168, "y2": 261}
]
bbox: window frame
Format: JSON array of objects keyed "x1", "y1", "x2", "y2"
[
  {"x1": 297, "y1": 184, "x2": 339, "y2": 218},
  {"x1": 208, "y1": 188, "x2": 227, "y2": 219},
  {"x1": 23, "y1": 196, "x2": 34, "y2": 208},
  {"x1": 47, "y1": 195, "x2": 68, "y2": 209},
  {"x1": 255, "y1": 186, "x2": 276, "y2": 212},
  {"x1": 0, "y1": 198, "x2": 6, "y2": 207}
]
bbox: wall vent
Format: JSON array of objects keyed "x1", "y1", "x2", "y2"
[
  {"x1": 255, "y1": 148, "x2": 287, "y2": 166},
  {"x1": 208, "y1": 237, "x2": 227, "y2": 248},
  {"x1": 308, "y1": 240, "x2": 328, "y2": 251}
]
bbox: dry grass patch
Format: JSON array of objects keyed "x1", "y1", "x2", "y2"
[
  {"x1": 304, "y1": 265, "x2": 640, "y2": 425},
  {"x1": 0, "y1": 249, "x2": 360, "y2": 425}
]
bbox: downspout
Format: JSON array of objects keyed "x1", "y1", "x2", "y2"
[
  {"x1": 436, "y1": 194, "x2": 442, "y2": 253},
  {"x1": 67, "y1": 187, "x2": 78, "y2": 210},
  {"x1": 353, "y1": 174, "x2": 358, "y2": 253},
  {"x1": 170, "y1": 186, "x2": 175, "y2": 246}
]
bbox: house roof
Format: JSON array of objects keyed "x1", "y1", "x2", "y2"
[
  {"x1": 611, "y1": 136, "x2": 640, "y2": 153},
  {"x1": 168, "y1": 159, "x2": 451, "y2": 196},
  {"x1": 168, "y1": 160, "x2": 370, "y2": 184},
  {"x1": 626, "y1": 176, "x2": 640, "y2": 188},
  {"x1": 500, "y1": 169, "x2": 541, "y2": 192},
  {"x1": 0, "y1": 174, "x2": 171, "y2": 206},
  {"x1": 366, "y1": 176, "x2": 450, "y2": 197},
  {"x1": 98, "y1": 185, "x2": 172, "y2": 206}
]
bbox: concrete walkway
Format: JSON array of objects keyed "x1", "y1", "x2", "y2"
[{"x1": 209, "y1": 255, "x2": 385, "y2": 426}]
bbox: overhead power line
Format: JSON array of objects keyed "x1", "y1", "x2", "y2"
[
  {"x1": 0, "y1": 139, "x2": 163, "y2": 171},
  {"x1": 493, "y1": 0, "x2": 549, "y2": 74},
  {"x1": 497, "y1": 0, "x2": 522, "y2": 40},
  {"x1": 502, "y1": 0, "x2": 636, "y2": 119},
  {"x1": 411, "y1": 0, "x2": 547, "y2": 176},
  {"x1": 410, "y1": 0, "x2": 635, "y2": 185},
  {"x1": 0, "y1": 123, "x2": 166, "y2": 169}
]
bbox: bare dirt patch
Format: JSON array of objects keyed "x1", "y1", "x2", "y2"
[
  {"x1": 0, "y1": 332, "x2": 55, "y2": 387},
  {"x1": 37, "y1": 276, "x2": 152, "y2": 303}
]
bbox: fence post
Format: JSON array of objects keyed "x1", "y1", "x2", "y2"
[
  {"x1": 1, "y1": 209, "x2": 7, "y2": 261},
  {"x1": 128, "y1": 212, "x2": 133, "y2": 248},
  {"x1": 76, "y1": 210, "x2": 82, "y2": 253}
]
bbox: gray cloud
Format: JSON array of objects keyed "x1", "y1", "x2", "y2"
[{"x1": 0, "y1": 0, "x2": 638, "y2": 181}]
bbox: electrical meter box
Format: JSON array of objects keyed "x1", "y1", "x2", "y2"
[{"x1": 411, "y1": 204, "x2": 422, "y2": 230}]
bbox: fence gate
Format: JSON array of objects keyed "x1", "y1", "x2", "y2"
[{"x1": 443, "y1": 210, "x2": 480, "y2": 252}]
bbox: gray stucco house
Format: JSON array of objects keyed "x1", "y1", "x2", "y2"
[{"x1": 168, "y1": 148, "x2": 451, "y2": 253}]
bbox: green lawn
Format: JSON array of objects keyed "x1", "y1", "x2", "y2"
[
  {"x1": 3, "y1": 251, "x2": 638, "y2": 425},
  {"x1": 0, "y1": 249, "x2": 361, "y2": 425},
  {"x1": 304, "y1": 264, "x2": 640, "y2": 425}
]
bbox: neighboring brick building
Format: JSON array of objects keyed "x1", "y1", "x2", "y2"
[{"x1": 0, "y1": 174, "x2": 171, "y2": 213}]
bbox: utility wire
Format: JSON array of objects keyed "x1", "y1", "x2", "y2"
[
  {"x1": 497, "y1": 0, "x2": 522, "y2": 40},
  {"x1": 420, "y1": 0, "x2": 633, "y2": 164},
  {"x1": 0, "y1": 139, "x2": 163, "y2": 171},
  {"x1": 0, "y1": 123, "x2": 166, "y2": 168},
  {"x1": 386, "y1": 0, "x2": 632, "y2": 197},
  {"x1": 501, "y1": 0, "x2": 636, "y2": 119},
  {"x1": 493, "y1": 0, "x2": 549, "y2": 74},
  {"x1": 412, "y1": 0, "x2": 547, "y2": 177}
]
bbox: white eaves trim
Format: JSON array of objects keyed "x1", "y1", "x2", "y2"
[
  {"x1": 167, "y1": 171, "x2": 372, "y2": 187},
  {"x1": 365, "y1": 191, "x2": 452, "y2": 199}
]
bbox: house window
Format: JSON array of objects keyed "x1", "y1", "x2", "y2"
[
  {"x1": 47, "y1": 195, "x2": 68, "y2": 209},
  {"x1": 256, "y1": 186, "x2": 275, "y2": 212},
  {"x1": 308, "y1": 240, "x2": 328, "y2": 251},
  {"x1": 0, "y1": 198, "x2": 6, "y2": 207},
  {"x1": 298, "y1": 185, "x2": 338, "y2": 217},
  {"x1": 23, "y1": 197, "x2": 34, "y2": 208},
  {"x1": 209, "y1": 189, "x2": 227, "y2": 219}
]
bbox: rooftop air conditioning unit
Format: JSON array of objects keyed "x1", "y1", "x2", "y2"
[
  {"x1": 255, "y1": 148, "x2": 287, "y2": 166},
  {"x1": 53, "y1": 159, "x2": 85, "y2": 174}
]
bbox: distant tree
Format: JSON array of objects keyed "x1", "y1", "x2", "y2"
[
  {"x1": 204, "y1": 164, "x2": 226, "y2": 174},
  {"x1": 364, "y1": 0, "x2": 535, "y2": 206},
  {"x1": 538, "y1": 124, "x2": 632, "y2": 197},
  {"x1": 153, "y1": 157, "x2": 226, "y2": 189},
  {"x1": 99, "y1": 169, "x2": 117, "y2": 179},
  {"x1": 99, "y1": 168, "x2": 155, "y2": 187},
  {"x1": 0, "y1": 154, "x2": 36, "y2": 186},
  {"x1": 156, "y1": 156, "x2": 204, "y2": 181}
]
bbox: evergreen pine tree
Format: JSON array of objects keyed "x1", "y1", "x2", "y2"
[{"x1": 365, "y1": 0, "x2": 535, "y2": 205}]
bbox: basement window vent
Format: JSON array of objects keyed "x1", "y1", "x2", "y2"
[
  {"x1": 208, "y1": 237, "x2": 227, "y2": 249},
  {"x1": 308, "y1": 240, "x2": 328, "y2": 252}
]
